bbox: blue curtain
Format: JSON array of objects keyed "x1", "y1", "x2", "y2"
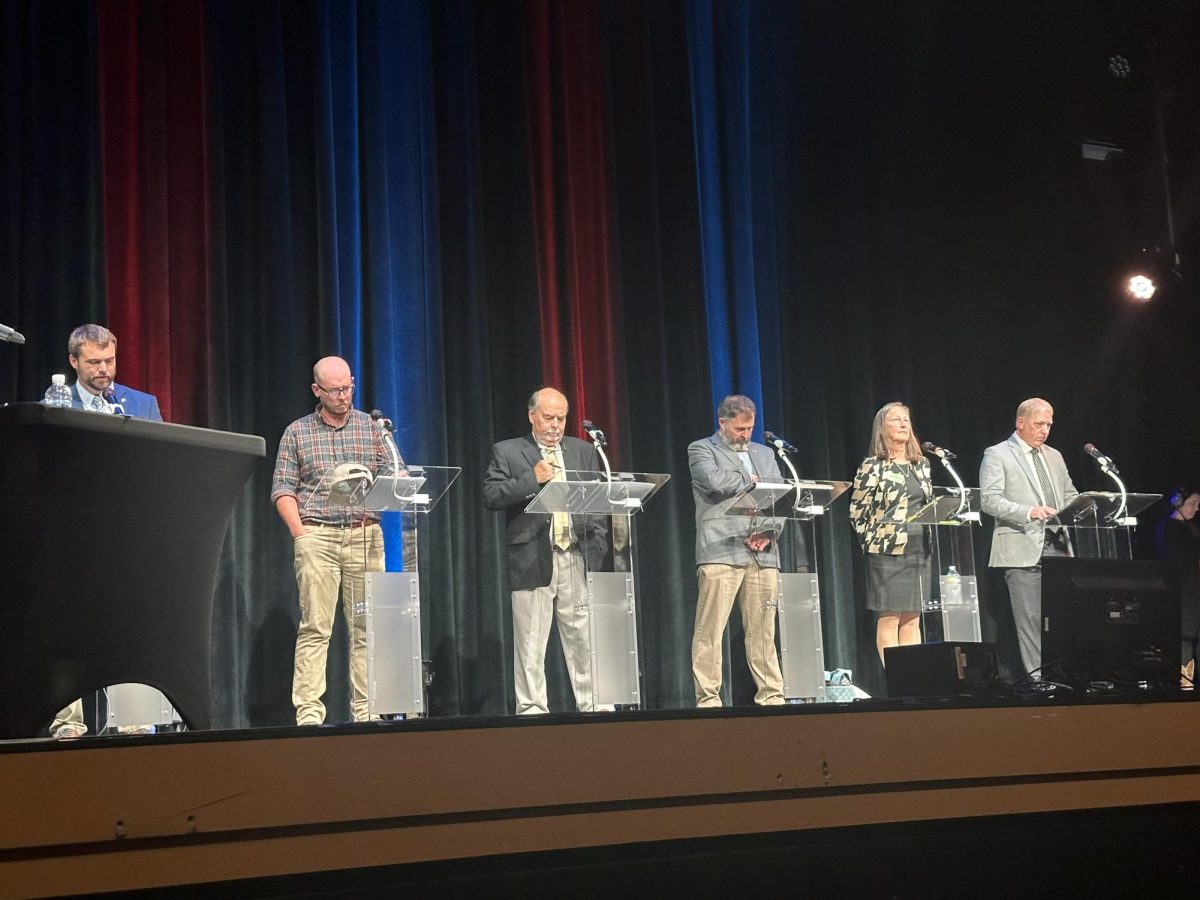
[{"x1": 686, "y1": 0, "x2": 778, "y2": 434}]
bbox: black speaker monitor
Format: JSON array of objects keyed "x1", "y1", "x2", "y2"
[
  {"x1": 1041, "y1": 558, "x2": 1181, "y2": 690},
  {"x1": 885, "y1": 642, "x2": 1000, "y2": 698}
]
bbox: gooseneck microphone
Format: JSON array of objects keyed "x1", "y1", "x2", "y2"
[
  {"x1": 103, "y1": 387, "x2": 126, "y2": 415},
  {"x1": 921, "y1": 441, "x2": 957, "y2": 460},
  {"x1": 764, "y1": 431, "x2": 798, "y2": 453},
  {"x1": 370, "y1": 408, "x2": 395, "y2": 433},
  {"x1": 0, "y1": 322, "x2": 25, "y2": 345},
  {"x1": 581, "y1": 420, "x2": 607, "y2": 446},
  {"x1": 1084, "y1": 443, "x2": 1119, "y2": 474}
]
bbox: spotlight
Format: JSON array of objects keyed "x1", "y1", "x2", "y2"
[
  {"x1": 1107, "y1": 54, "x2": 1131, "y2": 79},
  {"x1": 1125, "y1": 273, "x2": 1156, "y2": 301}
]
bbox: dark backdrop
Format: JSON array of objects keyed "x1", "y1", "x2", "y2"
[{"x1": 2, "y1": 0, "x2": 1199, "y2": 724}]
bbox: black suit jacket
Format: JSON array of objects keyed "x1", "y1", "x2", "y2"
[{"x1": 483, "y1": 434, "x2": 604, "y2": 591}]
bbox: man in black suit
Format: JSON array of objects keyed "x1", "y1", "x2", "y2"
[{"x1": 483, "y1": 387, "x2": 603, "y2": 714}]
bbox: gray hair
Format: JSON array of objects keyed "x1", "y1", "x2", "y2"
[
  {"x1": 68, "y1": 324, "x2": 116, "y2": 359},
  {"x1": 867, "y1": 401, "x2": 924, "y2": 462},
  {"x1": 528, "y1": 387, "x2": 568, "y2": 413},
  {"x1": 717, "y1": 394, "x2": 756, "y2": 420},
  {"x1": 1016, "y1": 397, "x2": 1053, "y2": 421}
]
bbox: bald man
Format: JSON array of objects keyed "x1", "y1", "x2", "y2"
[
  {"x1": 483, "y1": 388, "x2": 603, "y2": 714},
  {"x1": 271, "y1": 357, "x2": 396, "y2": 725},
  {"x1": 980, "y1": 397, "x2": 1079, "y2": 678}
]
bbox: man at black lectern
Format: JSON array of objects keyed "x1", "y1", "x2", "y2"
[
  {"x1": 50, "y1": 324, "x2": 164, "y2": 740},
  {"x1": 980, "y1": 397, "x2": 1079, "y2": 678},
  {"x1": 688, "y1": 393, "x2": 786, "y2": 708},
  {"x1": 483, "y1": 387, "x2": 602, "y2": 715},
  {"x1": 271, "y1": 356, "x2": 394, "y2": 726}
]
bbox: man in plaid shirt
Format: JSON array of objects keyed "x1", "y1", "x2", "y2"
[{"x1": 271, "y1": 356, "x2": 396, "y2": 725}]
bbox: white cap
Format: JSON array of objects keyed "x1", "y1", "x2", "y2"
[{"x1": 51, "y1": 373, "x2": 67, "y2": 386}]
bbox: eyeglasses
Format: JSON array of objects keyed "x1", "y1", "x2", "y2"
[{"x1": 316, "y1": 383, "x2": 354, "y2": 398}]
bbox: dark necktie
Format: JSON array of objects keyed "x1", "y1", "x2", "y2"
[{"x1": 1031, "y1": 447, "x2": 1057, "y2": 508}]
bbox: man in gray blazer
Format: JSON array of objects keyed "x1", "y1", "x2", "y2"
[
  {"x1": 483, "y1": 387, "x2": 603, "y2": 715},
  {"x1": 980, "y1": 397, "x2": 1079, "y2": 677},
  {"x1": 689, "y1": 394, "x2": 786, "y2": 707}
]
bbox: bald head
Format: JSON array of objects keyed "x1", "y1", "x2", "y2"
[
  {"x1": 311, "y1": 356, "x2": 355, "y2": 422},
  {"x1": 313, "y1": 356, "x2": 351, "y2": 384},
  {"x1": 528, "y1": 387, "x2": 568, "y2": 446}
]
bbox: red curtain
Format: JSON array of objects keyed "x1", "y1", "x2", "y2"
[
  {"x1": 524, "y1": 0, "x2": 627, "y2": 465},
  {"x1": 96, "y1": 0, "x2": 211, "y2": 425}
]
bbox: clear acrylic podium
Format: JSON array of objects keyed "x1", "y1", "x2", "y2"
[
  {"x1": 907, "y1": 486, "x2": 983, "y2": 643},
  {"x1": 526, "y1": 470, "x2": 670, "y2": 708},
  {"x1": 1052, "y1": 492, "x2": 1161, "y2": 559},
  {"x1": 327, "y1": 464, "x2": 460, "y2": 718},
  {"x1": 721, "y1": 479, "x2": 850, "y2": 702}
]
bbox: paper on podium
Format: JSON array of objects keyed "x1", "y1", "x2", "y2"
[
  {"x1": 907, "y1": 487, "x2": 982, "y2": 525},
  {"x1": 721, "y1": 479, "x2": 850, "y2": 519},
  {"x1": 525, "y1": 470, "x2": 669, "y2": 516},
  {"x1": 1049, "y1": 491, "x2": 1161, "y2": 527}
]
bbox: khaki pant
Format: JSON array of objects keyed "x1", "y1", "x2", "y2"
[
  {"x1": 292, "y1": 523, "x2": 385, "y2": 724},
  {"x1": 511, "y1": 546, "x2": 593, "y2": 714},
  {"x1": 51, "y1": 700, "x2": 85, "y2": 737},
  {"x1": 692, "y1": 560, "x2": 784, "y2": 707}
]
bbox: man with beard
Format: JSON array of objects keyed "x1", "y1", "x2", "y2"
[
  {"x1": 689, "y1": 394, "x2": 786, "y2": 708},
  {"x1": 271, "y1": 356, "x2": 395, "y2": 725},
  {"x1": 49, "y1": 324, "x2": 163, "y2": 739}
]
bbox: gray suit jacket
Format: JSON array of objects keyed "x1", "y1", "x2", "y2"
[
  {"x1": 980, "y1": 433, "x2": 1079, "y2": 568},
  {"x1": 482, "y1": 434, "x2": 603, "y2": 591},
  {"x1": 689, "y1": 432, "x2": 785, "y2": 568}
]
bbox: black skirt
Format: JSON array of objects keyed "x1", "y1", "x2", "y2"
[{"x1": 865, "y1": 528, "x2": 931, "y2": 613}]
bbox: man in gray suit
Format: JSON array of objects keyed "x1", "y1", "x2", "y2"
[
  {"x1": 980, "y1": 397, "x2": 1079, "y2": 677},
  {"x1": 483, "y1": 387, "x2": 603, "y2": 714},
  {"x1": 689, "y1": 394, "x2": 786, "y2": 707}
]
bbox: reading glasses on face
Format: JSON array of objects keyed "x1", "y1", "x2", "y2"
[{"x1": 317, "y1": 383, "x2": 354, "y2": 397}]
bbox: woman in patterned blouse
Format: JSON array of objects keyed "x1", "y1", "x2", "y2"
[{"x1": 848, "y1": 402, "x2": 933, "y2": 664}]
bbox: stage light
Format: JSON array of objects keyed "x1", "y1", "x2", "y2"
[
  {"x1": 1125, "y1": 273, "x2": 1156, "y2": 301},
  {"x1": 1107, "y1": 54, "x2": 1131, "y2": 79}
]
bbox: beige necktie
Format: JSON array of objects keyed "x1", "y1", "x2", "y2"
[{"x1": 544, "y1": 445, "x2": 572, "y2": 550}]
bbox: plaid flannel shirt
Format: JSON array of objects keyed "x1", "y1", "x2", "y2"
[{"x1": 270, "y1": 406, "x2": 397, "y2": 525}]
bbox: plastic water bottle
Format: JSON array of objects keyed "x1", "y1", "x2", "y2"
[
  {"x1": 944, "y1": 565, "x2": 963, "y2": 605},
  {"x1": 43, "y1": 374, "x2": 72, "y2": 408}
]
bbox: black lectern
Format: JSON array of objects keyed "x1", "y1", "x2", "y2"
[{"x1": 0, "y1": 404, "x2": 264, "y2": 738}]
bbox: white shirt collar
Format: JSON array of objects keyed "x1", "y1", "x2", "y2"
[{"x1": 75, "y1": 381, "x2": 113, "y2": 412}]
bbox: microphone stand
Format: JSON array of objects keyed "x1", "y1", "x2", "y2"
[
  {"x1": 771, "y1": 444, "x2": 817, "y2": 517},
  {"x1": 1096, "y1": 458, "x2": 1133, "y2": 526},
  {"x1": 934, "y1": 456, "x2": 979, "y2": 523}
]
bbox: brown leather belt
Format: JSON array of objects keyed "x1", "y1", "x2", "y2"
[{"x1": 301, "y1": 519, "x2": 378, "y2": 529}]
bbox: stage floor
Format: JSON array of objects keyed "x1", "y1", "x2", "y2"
[{"x1": 3, "y1": 694, "x2": 1200, "y2": 897}]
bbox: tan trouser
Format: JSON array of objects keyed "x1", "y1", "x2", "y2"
[
  {"x1": 511, "y1": 546, "x2": 593, "y2": 714},
  {"x1": 51, "y1": 700, "x2": 85, "y2": 736},
  {"x1": 292, "y1": 523, "x2": 385, "y2": 724},
  {"x1": 692, "y1": 560, "x2": 784, "y2": 707}
]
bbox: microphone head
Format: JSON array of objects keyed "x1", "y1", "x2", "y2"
[
  {"x1": 1083, "y1": 443, "x2": 1097, "y2": 454},
  {"x1": 920, "y1": 441, "x2": 935, "y2": 452},
  {"x1": 370, "y1": 409, "x2": 383, "y2": 420},
  {"x1": 582, "y1": 420, "x2": 595, "y2": 430},
  {"x1": 764, "y1": 431, "x2": 777, "y2": 442}
]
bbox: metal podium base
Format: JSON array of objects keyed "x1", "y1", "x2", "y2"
[
  {"x1": 365, "y1": 572, "x2": 424, "y2": 718},
  {"x1": 928, "y1": 573, "x2": 983, "y2": 644},
  {"x1": 105, "y1": 683, "x2": 181, "y2": 731},
  {"x1": 586, "y1": 571, "x2": 640, "y2": 708},
  {"x1": 778, "y1": 573, "x2": 826, "y2": 702}
]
